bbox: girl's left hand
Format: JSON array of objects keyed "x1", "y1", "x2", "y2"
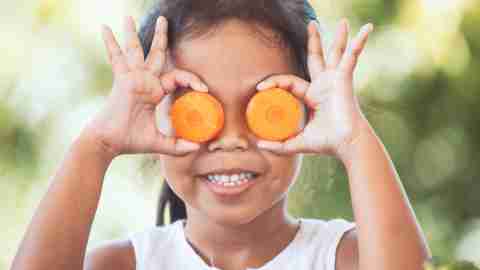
[{"x1": 255, "y1": 18, "x2": 373, "y2": 158}]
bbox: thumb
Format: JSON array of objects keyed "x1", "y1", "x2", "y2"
[
  {"x1": 283, "y1": 133, "x2": 311, "y2": 154},
  {"x1": 175, "y1": 138, "x2": 201, "y2": 153},
  {"x1": 152, "y1": 131, "x2": 200, "y2": 155}
]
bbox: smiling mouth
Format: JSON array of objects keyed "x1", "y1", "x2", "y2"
[
  {"x1": 203, "y1": 171, "x2": 259, "y2": 186},
  {"x1": 198, "y1": 171, "x2": 260, "y2": 196}
]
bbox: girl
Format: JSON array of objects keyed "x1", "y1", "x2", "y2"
[{"x1": 11, "y1": 0, "x2": 432, "y2": 270}]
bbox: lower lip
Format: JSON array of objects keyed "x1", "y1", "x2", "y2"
[{"x1": 200, "y1": 176, "x2": 258, "y2": 196}]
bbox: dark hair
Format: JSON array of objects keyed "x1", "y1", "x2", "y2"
[{"x1": 137, "y1": 0, "x2": 318, "y2": 226}]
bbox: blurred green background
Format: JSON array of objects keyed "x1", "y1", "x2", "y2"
[{"x1": 1, "y1": 0, "x2": 479, "y2": 269}]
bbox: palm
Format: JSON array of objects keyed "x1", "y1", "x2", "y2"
[
  {"x1": 300, "y1": 70, "x2": 356, "y2": 154},
  {"x1": 101, "y1": 72, "x2": 163, "y2": 154},
  {"x1": 87, "y1": 16, "x2": 207, "y2": 157},
  {"x1": 256, "y1": 19, "x2": 373, "y2": 157}
]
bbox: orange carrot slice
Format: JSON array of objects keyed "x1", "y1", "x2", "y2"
[
  {"x1": 170, "y1": 91, "x2": 224, "y2": 143},
  {"x1": 246, "y1": 87, "x2": 304, "y2": 141}
]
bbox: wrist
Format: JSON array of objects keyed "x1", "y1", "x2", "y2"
[
  {"x1": 335, "y1": 116, "x2": 374, "y2": 163},
  {"x1": 73, "y1": 129, "x2": 119, "y2": 163}
]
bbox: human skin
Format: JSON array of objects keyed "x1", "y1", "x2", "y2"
[
  {"x1": 9, "y1": 16, "x2": 206, "y2": 270},
  {"x1": 158, "y1": 15, "x2": 431, "y2": 270},
  {"x1": 252, "y1": 18, "x2": 433, "y2": 270},
  {"x1": 9, "y1": 13, "x2": 432, "y2": 270},
  {"x1": 157, "y1": 18, "x2": 306, "y2": 270}
]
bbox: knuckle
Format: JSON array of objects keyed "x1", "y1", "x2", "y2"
[
  {"x1": 312, "y1": 49, "x2": 324, "y2": 58},
  {"x1": 111, "y1": 55, "x2": 122, "y2": 65},
  {"x1": 287, "y1": 74, "x2": 300, "y2": 81},
  {"x1": 111, "y1": 48, "x2": 122, "y2": 58},
  {"x1": 127, "y1": 40, "x2": 140, "y2": 52},
  {"x1": 154, "y1": 33, "x2": 167, "y2": 44},
  {"x1": 133, "y1": 76, "x2": 146, "y2": 93},
  {"x1": 158, "y1": 38, "x2": 168, "y2": 50},
  {"x1": 159, "y1": 75, "x2": 172, "y2": 92},
  {"x1": 149, "y1": 45, "x2": 162, "y2": 55},
  {"x1": 351, "y1": 47, "x2": 362, "y2": 57}
]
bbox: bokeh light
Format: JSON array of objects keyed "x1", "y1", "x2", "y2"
[{"x1": 1, "y1": 0, "x2": 479, "y2": 269}]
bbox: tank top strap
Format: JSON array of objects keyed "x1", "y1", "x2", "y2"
[
  {"x1": 128, "y1": 220, "x2": 183, "y2": 270},
  {"x1": 300, "y1": 218, "x2": 356, "y2": 270}
]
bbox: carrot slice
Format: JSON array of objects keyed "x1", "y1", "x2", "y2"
[
  {"x1": 170, "y1": 91, "x2": 224, "y2": 143},
  {"x1": 246, "y1": 87, "x2": 304, "y2": 141}
]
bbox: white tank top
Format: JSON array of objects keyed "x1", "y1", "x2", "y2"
[{"x1": 128, "y1": 218, "x2": 355, "y2": 270}]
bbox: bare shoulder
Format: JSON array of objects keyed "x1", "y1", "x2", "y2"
[
  {"x1": 335, "y1": 227, "x2": 359, "y2": 270},
  {"x1": 84, "y1": 239, "x2": 136, "y2": 270}
]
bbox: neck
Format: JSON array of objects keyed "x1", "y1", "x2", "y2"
[{"x1": 182, "y1": 199, "x2": 301, "y2": 269}]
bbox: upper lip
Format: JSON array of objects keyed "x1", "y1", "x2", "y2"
[{"x1": 197, "y1": 168, "x2": 261, "y2": 177}]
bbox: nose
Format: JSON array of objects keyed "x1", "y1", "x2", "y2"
[{"x1": 207, "y1": 113, "x2": 250, "y2": 152}]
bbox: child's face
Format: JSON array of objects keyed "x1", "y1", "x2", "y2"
[{"x1": 158, "y1": 19, "x2": 304, "y2": 225}]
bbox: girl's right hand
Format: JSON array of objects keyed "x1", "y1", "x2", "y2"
[{"x1": 83, "y1": 16, "x2": 208, "y2": 158}]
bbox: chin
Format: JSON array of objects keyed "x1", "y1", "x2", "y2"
[{"x1": 203, "y1": 205, "x2": 264, "y2": 227}]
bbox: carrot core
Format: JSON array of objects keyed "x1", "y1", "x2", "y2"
[{"x1": 186, "y1": 110, "x2": 203, "y2": 126}]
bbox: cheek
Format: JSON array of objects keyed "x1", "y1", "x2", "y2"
[
  {"x1": 161, "y1": 156, "x2": 196, "y2": 199},
  {"x1": 264, "y1": 154, "x2": 300, "y2": 191}
]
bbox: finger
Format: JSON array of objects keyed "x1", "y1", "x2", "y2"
[
  {"x1": 124, "y1": 16, "x2": 145, "y2": 70},
  {"x1": 101, "y1": 25, "x2": 129, "y2": 74},
  {"x1": 339, "y1": 23, "x2": 373, "y2": 74},
  {"x1": 283, "y1": 132, "x2": 312, "y2": 153},
  {"x1": 257, "y1": 133, "x2": 309, "y2": 155},
  {"x1": 307, "y1": 21, "x2": 326, "y2": 79},
  {"x1": 256, "y1": 74, "x2": 309, "y2": 100},
  {"x1": 160, "y1": 69, "x2": 208, "y2": 94},
  {"x1": 257, "y1": 140, "x2": 290, "y2": 155},
  {"x1": 146, "y1": 16, "x2": 168, "y2": 77},
  {"x1": 134, "y1": 74, "x2": 167, "y2": 105},
  {"x1": 152, "y1": 133, "x2": 200, "y2": 156},
  {"x1": 326, "y1": 18, "x2": 349, "y2": 69}
]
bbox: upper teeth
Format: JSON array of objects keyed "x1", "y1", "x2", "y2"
[{"x1": 206, "y1": 172, "x2": 256, "y2": 183}]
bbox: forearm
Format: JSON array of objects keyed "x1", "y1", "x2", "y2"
[
  {"x1": 10, "y1": 132, "x2": 115, "y2": 270},
  {"x1": 339, "y1": 118, "x2": 432, "y2": 270}
]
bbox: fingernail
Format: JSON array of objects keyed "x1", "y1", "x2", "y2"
[
  {"x1": 257, "y1": 81, "x2": 270, "y2": 90},
  {"x1": 360, "y1": 23, "x2": 373, "y2": 34},
  {"x1": 193, "y1": 82, "x2": 208, "y2": 92},
  {"x1": 257, "y1": 82, "x2": 266, "y2": 90},
  {"x1": 101, "y1": 24, "x2": 108, "y2": 35},
  {"x1": 157, "y1": 16, "x2": 166, "y2": 27},
  {"x1": 257, "y1": 141, "x2": 276, "y2": 150}
]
